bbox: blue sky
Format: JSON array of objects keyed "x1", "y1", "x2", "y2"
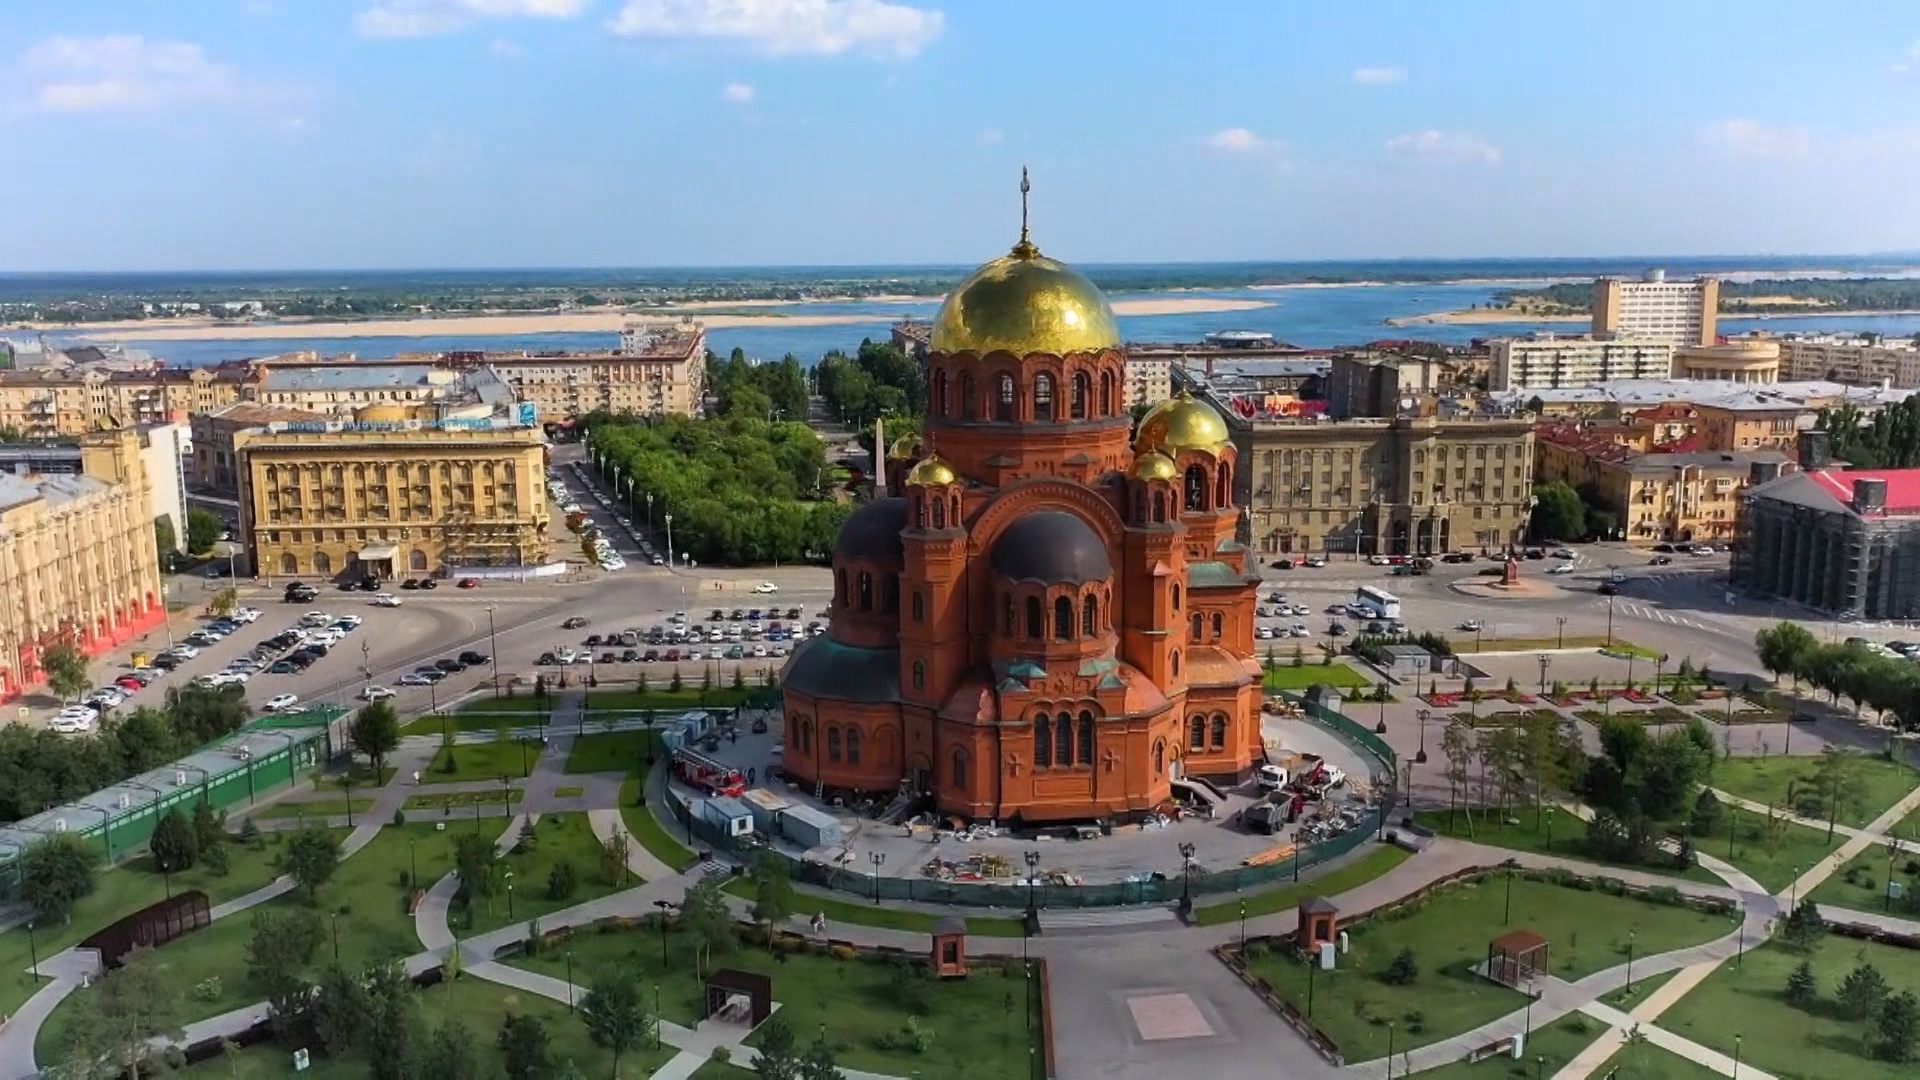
[{"x1": 5, "y1": 0, "x2": 1920, "y2": 270}]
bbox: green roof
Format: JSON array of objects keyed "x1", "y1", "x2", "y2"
[{"x1": 1187, "y1": 560, "x2": 1250, "y2": 588}]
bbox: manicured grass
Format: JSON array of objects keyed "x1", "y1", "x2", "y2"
[
  {"x1": 618, "y1": 775, "x2": 699, "y2": 873},
  {"x1": 718, "y1": 877, "x2": 1024, "y2": 937},
  {"x1": 1591, "y1": 1040, "x2": 1724, "y2": 1080},
  {"x1": 461, "y1": 813, "x2": 627, "y2": 939},
  {"x1": 506, "y1": 922, "x2": 1040, "y2": 1079},
  {"x1": 177, "y1": 969, "x2": 676, "y2": 1078},
  {"x1": 403, "y1": 789, "x2": 525, "y2": 813},
  {"x1": 37, "y1": 824, "x2": 455, "y2": 1055},
  {"x1": 402, "y1": 704, "x2": 560, "y2": 735},
  {"x1": 250, "y1": 798, "x2": 375, "y2": 822},
  {"x1": 0, "y1": 837, "x2": 292, "y2": 1020},
  {"x1": 1600, "y1": 967, "x2": 1676, "y2": 1013},
  {"x1": 1445, "y1": 636, "x2": 1656, "y2": 657},
  {"x1": 1713, "y1": 752, "x2": 1920, "y2": 829},
  {"x1": 428, "y1": 738, "x2": 537, "y2": 782},
  {"x1": 565, "y1": 729, "x2": 662, "y2": 775},
  {"x1": 1263, "y1": 663, "x2": 1370, "y2": 690},
  {"x1": 1412, "y1": 808, "x2": 1722, "y2": 889},
  {"x1": 1415, "y1": 1013, "x2": 1607, "y2": 1080},
  {"x1": 1237, "y1": 876, "x2": 1738, "y2": 1063},
  {"x1": 1806, "y1": 844, "x2": 1920, "y2": 916},
  {"x1": 1716, "y1": 804, "x2": 1848, "y2": 895},
  {"x1": 589, "y1": 687, "x2": 751, "y2": 713},
  {"x1": 1193, "y1": 844, "x2": 1411, "y2": 926},
  {"x1": 1660, "y1": 935, "x2": 1920, "y2": 1080}
]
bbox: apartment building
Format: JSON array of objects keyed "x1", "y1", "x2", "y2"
[
  {"x1": 1779, "y1": 334, "x2": 1920, "y2": 387},
  {"x1": 0, "y1": 429, "x2": 166, "y2": 700},
  {"x1": 1489, "y1": 334, "x2": 1675, "y2": 391},
  {"x1": 232, "y1": 417, "x2": 551, "y2": 581},
  {"x1": 490, "y1": 321, "x2": 707, "y2": 419},
  {"x1": 1535, "y1": 424, "x2": 1785, "y2": 544},
  {"x1": 1325, "y1": 352, "x2": 1442, "y2": 417},
  {"x1": 191, "y1": 404, "x2": 331, "y2": 495},
  {"x1": 1592, "y1": 270, "x2": 1719, "y2": 346},
  {"x1": 0, "y1": 366, "x2": 240, "y2": 438}
]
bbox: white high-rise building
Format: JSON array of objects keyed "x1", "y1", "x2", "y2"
[
  {"x1": 1592, "y1": 270, "x2": 1719, "y2": 347},
  {"x1": 1489, "y1": 334, "x2": 1675, "y2": 392}
]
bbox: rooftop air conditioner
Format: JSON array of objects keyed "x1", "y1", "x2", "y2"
[
  {"x1": 53, "y1": 818, "x2": 67, "y2": 833},
  {"x1": 174, "y1": 771, "x2": 188, "y2": 786},
  {"x1": 116, "y1": 794, "x2": 130, "y2": 810}
]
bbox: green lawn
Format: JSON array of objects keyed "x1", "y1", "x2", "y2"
[
  {"x1": 402, "y1": 789, "x2": 525, "y2": 814},
  {"x1": 1660, "y1": 935, "x2": 1920, "y2": 1080},
  {"x1": 505, "y1": 922, "x2": 1040, "y2": 1079},
  {"x1": 1193, "y1": 844, "x2": 1411, "y2": 926},
  {"x1": 718, "y1": 877, "x2": 1024, "y2": 937},
  {"x1": 1412, "y1": 808, "x2": 1722, "y2": 888},
  {"x1": 589, "y1": 687, "x2": 751, "y2": 713},
  {"x1": 565, "y1": 729, "x2": 662, "y2": 775},
  {"x1": 1263, "y1": 663, "x2": 1370, "y2": 691},
  {"x1": 1592, "y1": 1040, "x2": 1724, "y2": 1080},
  {"x1": 1415, "y1": 1013, "x2": 1607, "y2": 1080},
  {"x1": 1600, "y1": 967, "x2": 1677, "y2": 1013},
  {"x1": 618, "y1": 775, "x2": 699, "y2": 873},
  {"x1": 1716, "y1": 804, "x2": 1848, "y2": 894},
  {"x1": 402, "y1": 702, "x2": 560, "y2": 735},
  {"x1": 249, "y1": 798, "x2": 375, "y2": 822},
  {"x1": 1807, "y1": 844, "x2": 1920, "y2": 916},
  {"x1": 461, "y1": 813, "x2": 628, "y2": 939},
  {"x1": 1713, "y1": 752, "x2": 1919, "y2": 829},
  {"x1": 428, "y1": 738, "x2": 538, "y2": 782},
  {"x1": 1237, "y1": 875, "x2": 1738, "y2": 1063},
  {"x1": 178, "y1": 969, "x2": 675, "y2": 1078},
  {"x1": 37, "y1": 824, "x2": 455, "y2": 1056}
]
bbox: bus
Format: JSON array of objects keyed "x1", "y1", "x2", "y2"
[{"x1": 1352, "y1": 586, "x2": 1402, "y2": 620}]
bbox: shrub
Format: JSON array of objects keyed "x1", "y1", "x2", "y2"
[
  {"x1": 392, "y1": 808, "x2": 406, "y2": 827},
  {"x1": 1384, "y1": 947, "x2": 1419, "y2": 985},
  {"x1": 830, "y1": 944, "x2": 856, "y2": 961},
  {"x1": 525, "y1": 918, "x2": 543, "y2": 956},
  {"x1": 1644, "y1": 885, "x2": 1683, "y2": 908},
  {"x1": 237, "y1": 818, "x2": 262, "y2": 848},
  {"x1": 711, "y1": 1046, "x2": 731, "y2": 1065},
  {"x1": 1785, "y1": 960, "x2": 1817, "y2": 1007},
  {"x1": 194, "y1": 976, "x2": 222, "y2": 1002},
  {"x1": 547, "y1": 861, "x2": 578, "y2": 901},
  {"x1": 906, "y1": 1016, "x2": 935, "y2": 1054}
]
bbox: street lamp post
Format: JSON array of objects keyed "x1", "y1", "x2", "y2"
[
  {"x1": 1556, "y1": 615, "x2": 1567, "y2": 650},
  {"x1": 409, "y1": 837, "x2": 418, "y2": 888},
  {"x1": 1239, "y1": 899, "x2": 1247, "y2": 951},
  {"x1": 652, "y1": 900, "x2": 675, "y2": 965},
  {"x1": 665, "y1": 512, "x2": 675, "y2": 570},
  {"x1": 25, "y1": 921, "x2": 37, "y2": 978},
  {"x1": 331, "y1": 912, "x2": 340, "y2": 961},
  {"x1": 1023, "y1": 850, "x2": 1041, "y2": 939},
  {"x1": 1732, "y1": 1034, "x2": 1742, "y2": 1079},
  {"x1": 1537, "y1": 653, "x2": 1550, "y2": 695},
  {"x1": 1415, "y1": 708, "x2": 1430, "y2": 765},
  {"x1": 487, "y1": 604, "x2": 501, "y2": 698},
  {"x1": 1176, "y1": 841, "x2": 1197, "y2": 922},
  {"x1": 567, "y1": 948, "x2": 575, "y2": 1011},
  {"x1": 506, "y1": 870, "x2": 516, "y2": 922},
  {"x1": 1606, "y1": 592, "x2": 1616, "y2": 647},
  {"x1": 868, "y1": 851, "x2": 886, "y2": 904},
  {"x1": 500, "y1": 773, "x2": 512, "y2": 817},
  {"x1": 361, "y1": 640, "x2": 371, "y2": 699},
  {"x1": 1625, "y1": 930, "x2": 1635, "y2": 991},
  {"x1": 1386, "y1": 1021, "x2": 1396, "y2": 1080},
  {"x1": 645, "y1": 492, "x2": 654, "y2": 535}
]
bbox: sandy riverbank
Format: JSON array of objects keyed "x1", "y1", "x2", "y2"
[
  {"x1": 1386, "y1": 309, "x2": 1586, "y2": 327},
  {"x1": 51, "y1": 296, "x2": 1272, "y2": 342}
]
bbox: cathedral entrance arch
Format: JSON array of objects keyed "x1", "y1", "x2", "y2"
[{"x1": 908, "y1": 753, "x2": 932, "y2": 795}]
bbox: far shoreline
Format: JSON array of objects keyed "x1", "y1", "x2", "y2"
[{"x1": 1387, "y1": 306, "x2": 1920, "y2": 328}]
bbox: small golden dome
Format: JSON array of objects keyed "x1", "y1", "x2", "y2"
[
  {"x1": 1134, "y1": 391, "x2": 1230, "y2": 456},
  {"x1": 930, "y1": 249, "x2": 1120, "y2": 358},
  {"x1": 905, "y1": 456, "x2": 958, "y2": 487},
  {"x1": 1130, "y1": 451, "x2": 1178, "y2": 482},
  {"x1": 886, "y1": 433, "x2": 923, "y2": 460}
]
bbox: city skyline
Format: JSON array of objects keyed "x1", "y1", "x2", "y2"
[{"x1": 5, "y1": 1, "x2": 1920, "y2": 270}]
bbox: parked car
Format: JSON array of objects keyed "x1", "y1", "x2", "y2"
[
  {"x1": 457, "y1": 651, "x2": 489, "y2": 666},
  {"x1": 360, "y1": 685, "x2": 396, "y2": 700},
  {"x1": 264, "y1": 693, "x2": 300, "y2": 712},
  {"x1": 457, "y1": 578, "x2": 480, "y2": 588},
  {"x1": 372, "y1": 593, "x2": 402, "y2": 607},
  {"x1": 563, "y1": 616, "x2": 590, "y2": 629}
]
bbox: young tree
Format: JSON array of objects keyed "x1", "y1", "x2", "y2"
[
  {"x1": 599, "y1": 832, "x2": 631, "y2": 887},
  {"x1": 1687, "y1": 789, "x2": 1725, "y2": 838},
  {"x1": 149, "y1": 806, "x2": 200, "y2": 873},
  {"x1": 1785, "y1": 960, "x2": 1818, "y2": 1007},
  {"x1": 753, "y1": 1013, "x2": 802, "y2": 1080},
  {"x1": 455, "y1": 831, "x2": 500, "y2": 899},
  {"x1": 416, "y1": 1018, "x2": 483, "y2": 1080},
  {"x1": 1385, "y1": 947, "x2": 1419, "y2": 985},
  {"x1": 284, "y1": 824, "x2": 342, "y2": 902},
  {"x1": 579, "y1": 967, "x2": 655, "y2": 1078},
  {"x1": 20, "y1": 832, "x2": 96, "y2": 923},
  {"x1": 1877, "y1": 989, "x2": 1919, "y2": 1063},
  {"x1": 682, "y1": 877, "x2": 736, "y2": 978},
  {"x1": 1838, "y1": 960, "x2": 1889, "y2": 1020},
  {"x1": 210, "y1": 586, "x2": 239, "y2": 617},
  {"x1": 58, "y1": 945, "x2": 181, "y2": 1078},
  {"x1": 186, "y1": 506, "x2": 224, "y2": 554},
  {"x1": 750, "y1": 851, "x2": 796, "y2": 949},
  {"x1": 248, "y1": 908, "x2": 328, "y2": 1042},
  {"x1": 361, "y1": 961, "x2": 421, "y2": 1080},
  {"x1": 800, "y1": 1033, "x2": 845, "y2": 1080},
  {"x1": 313, "y1": 961, "x2": 372, "y2": 1055},
  {"x1": 499, "y1": 1013, "x2": 554, "y2": 1080},
  {"x1": 1440, "y1": 717, "x2": 1476, "y2": 833},
  {"x1": 191, "y1": 798, "x2": 226, "y2": 858},
  {"x1": 1810, "y1": 746, "x2": 1868, "y2": 841},
  {"x1": 351, "y1": 701, "x2": 402, "y2": 777},
  {"x1": 41, "y1": 640, "x2": 91, "y2": 703}
]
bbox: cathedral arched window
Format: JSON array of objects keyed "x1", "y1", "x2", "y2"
[
  {"x1": 1100, "y1": 370, "x2": 1114, "y2": 416},
  {"x1": 931, "y1": 498, "x2": 945, "y2": 529},
  {"x1": 883, "y1": 573, "x2": 899, "y2": 614},
  {"x1": 1034, "y1": 374, "x2": 1054, "y2": 421},
  {"x1": 1025, "y1": 596, "x2": 1043, "y2": 639},
  {"x1": 996, "y1": 374, "x2": 1015, "y2": 421},
  {"x1": 1184, "y1": 466, "x2": 1208, "y2": 512},
  {"x1": 857, "y1": 572, "x2": 873, "y2": 611},
  {"x1": 1152, "y1": 490, "x2": 1167, "y2": 523},
  {"x1": 1055, "y1": 712, "x2": 1072, "y2": 766},
  {"x1": 1070, "y1": 373, "x2": 1089, "y2": 419},
  {"x1": 1078, "y1": 711, "x2": 1095, "y2": 765},
  {"x1": 1172, "y1": 583, "x2": 1181, "y2": 611},
  {"x1": 911, "y1": 592, "x2": 925, "y2": 623},
  {"x1": 1054, "y1": 597, "x2": 1072, "y2": 640},
  {"x1": 1153, "y1": 739, "x2": 1165, "y2": 776},
  {"x1": 1003, "y1": 593, "x2": 1015, "y2": 636},
  {"x1": 912, "y1": 493, "x2": 926, "y2": 528},
  {"x1": 1188, "y1": 714, "x2": 1205, "y2": 751},
  {"x1": 1212, "y1": 612, "x2": 1224, "y2": 639},
  {"x1": 1082, "y1": 594, "x2": 1097, "y2": 637},
  {"x1": 1171, "y1": 649, "x2": 1181, "y2": 677},
  {"x1": 951, "y1": 748, "x2": 969, "y2": 788},
  {"x1": 912, "y1": 660, "x2": 925, "y2": 690},
  {"x1": 1211, "y1": 713, "x2": 1227, "y2": 750},
  {"x1": 846, "y1": 727, "x2": 862, "y2": 765},
  {"x1": 1034, "y1": 716, "x2": 1050, "y2": 767},
  {"x1": 798, "y1": 718, "x2": 812, "y2": 756},
  {"x1": 280, "y1": 553, "x2": 298, "y2": 575},
  {"x1": 951, "y1": 495, "x2": 961, "y2": 524},
  {"x1": 1217, "y1": 462, "x2": 1232, "y2": 509},
  {"x1": 827, "y1": 727, "x2": 842, "y2": 762},
  {"x1": 933, "y1": 372, "x2": 948, "y2": 416},
  {"x1": 961, "y1": 373, "x2": 977, "y2": 420},
  {"x1": 1189, "y1": 613, "x2": 1203, "y2": 643}
]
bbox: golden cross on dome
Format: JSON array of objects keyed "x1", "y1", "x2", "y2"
[{"x1": 1012, "y1": 166, "x2": 1037, "y2": 258}]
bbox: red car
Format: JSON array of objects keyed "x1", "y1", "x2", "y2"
[
  {"x1": 457, "y1": 577, "x2": 480, "y2": 589},
  {"x1": 115, "y1": 675, "x2": 144, "y2": 692}
]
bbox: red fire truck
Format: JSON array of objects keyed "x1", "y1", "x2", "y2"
[{"x1": 673, "y1": 747, "x2": 746, "y2": 796}]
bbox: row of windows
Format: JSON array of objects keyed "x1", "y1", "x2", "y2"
[
  {"x1": 1001, "y1": 593, "x2": 1107, "y2": 640},
  {"x1": 1033, "y1": 711, "x2": 1096, "y2": 768},
  {"x1": 1187, "y1": 713, "x2": 1232, "y2": 752},
  {"x1": 274, "y1": 548, "x2": 433, "y2": 575},
  {"x1": 263, "y1": 462, "x2": 517, "y2": 482},
  {"x1": 834, "y1": 569, "x2": 901, "y2": 614},
  {"x1": 1188, "y1": 611, "x2": 1229, "y2": 644},
  {"x1": 928, "y1": 367, "x2": 1122, "y2": 423}
]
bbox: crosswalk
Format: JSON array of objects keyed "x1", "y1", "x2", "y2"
[{"x1": 1602, "y1": 598, "x2": 1711, "y2": 631}]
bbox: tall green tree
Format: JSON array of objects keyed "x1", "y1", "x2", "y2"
[
  {"x1": 499, "y1": 1013, "x2": 554, "y2": 1080},
  {"x1": 749, "y1": 851, "x2": 796, "y2": 949},
  {"x1": 285, "y1": 825, "x2": 342, "y2": 902},
  {"x1": 186, "y1": 507, "x2": 224, "y2": 554},
  {"x1": 248, "y1": 908, "x2": 328, "y2": 1042},
  {"x1": 1529, "y1": 481, "x2": 1586, "y2": 542},
  {"x1": 416, "y1": 1018, "x2": 483, "y2": 1080},
  {"x1": 753, "y1": 1013, "x2": 801, "y2": 1080},
  {"x1": 350, "y1": 701, "x2": 402, "y2": 776},
  {"x1": 682, "y1": 877, "x2": 736, "y2": 978},
  {"x1": 1809, "y1": 746, "x2": 1868, "y2": 840},
  {"x1": 41, "y1": 640, "x2": 91, "y2": 703},
  {"x1": 56, "y1": 946, "x2": 181, "y2": 1078},
  {"x1": 579, "y1": 966, "x2": 655, "y2": 1078},
  {"x1": 1877, "y1": 989, "x2": 1919, "y2": 1063},
  {"x1": 455, "y1": 831, "x2": 501, "y2": 899},
  {"x1": 149, "y1": 806, "x2": 199, "y2": 873},
  {"x1": 20, "y1": 832, "x2": 96, "y2": 923}
]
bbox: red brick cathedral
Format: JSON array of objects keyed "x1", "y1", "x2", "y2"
[{"x1": 780, "y1": 203, "x2": 1263, "y2": 824}]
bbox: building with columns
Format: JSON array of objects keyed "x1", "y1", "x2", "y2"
[{"x1": 783, "y1": 217, "x2": 1262, "y2": 824}]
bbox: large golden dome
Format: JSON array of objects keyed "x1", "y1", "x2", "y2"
[
  {"x1": 930, "y1": 247, "x2": 1120, "y2": 359},
  {"x1": 1135, "y1": 391, "x2": 1230, "y2": 456}
]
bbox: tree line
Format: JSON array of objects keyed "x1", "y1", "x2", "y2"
[
  {"x1": 1817, "y1": 398, "x2": 1920, "y2": 470},
  {"x1": 1756, "y1": 621, "x2": 1920, "y2": 730},
  {"x1": 708, "y1": 348, "x2": 810, "y2": 423},
  {"x1": 1498, "y1": 277, "x2": 1920, "y2": 317},
  {"x1": 583, "y1": 412, "x2": 848, "y2": 566},
  {"x1": 0, "y1": 684, "x2": 252, "y2": 824},
  {"x1": 816, "y1": 339, "x2": 924, "y2": 435}
]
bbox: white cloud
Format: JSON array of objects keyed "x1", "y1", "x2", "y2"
[
  {"x1": 18, "y1": 35, "x2": 239, "y2": 113},
  {"x1": 1385, "y1": 129, "x2": 1501, "y2": 164},
  {"x1": 721, "y1": 81, "x2": 754, "y2": 102},
  {"x1": 1205, "y1": 127, "x2": 1268, "y2": 153},
  {"x1": 356, "y1": 0, "x2": 586, "y2": 39},
  {"x1": 607, "y1": 0, "x2": 943, "y2": 58},
  {"x1": 976, "y1": 128, "x2": 1002, "y2": 145},
  {"x1": 489, "y1": 37, "x2": 526, "y2": 56},
  {"x1": 1351, "y1": 67, "x2": 1405, "y2": 85},
  {"x1": 1701, "y1": 118, "x2": 1810, "y2": 159}
]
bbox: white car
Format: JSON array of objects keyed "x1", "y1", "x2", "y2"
[
  {"x1": 360, "y1": 685, "x2": 396, "y2": 700},
  {"x1": 753, "y1": 582, "x2": 779, "y2": 594},
  {"x1": 232, "y1": 607, "x2": 262, "y2": 623},
  {"x1": 167, "y1": 644, "x2": 201, "y2": 658},
  {"x1": 1457, "y1": 619, "x2": 1484, "y2": 632},
  {"x1": 299, "y1": 612, "x2": 331, "y2": 627},
  {"x1": 1548, "y1": 563, "x2": 1576, "y2": 575},
  {"x1": 333, "y1": 615, "x2": 363, "y2": 630},
  {"x1": 371, "y1": 594, "x2": 402, "y2": 607},
  {"x1": 1368, "y1": 555, "x2": 1392, "y2": 566},
  {"x1": 1289, "y1": 624, "x2": 1312, "y2": 638},
  {"x1": 264, "y1": 693, "x2": 300, "y2": 712},
  {"x1": 397, "y1": 673, "x2": 434, "y2": 686}
]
